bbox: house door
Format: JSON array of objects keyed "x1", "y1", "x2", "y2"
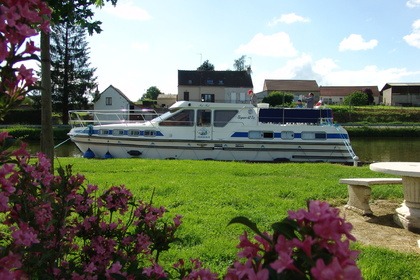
[{"x1": 195, "y1": 109, "x2": 212, "y2": 140}]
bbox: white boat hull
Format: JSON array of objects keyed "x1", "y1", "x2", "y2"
[{"x1": 68, "y1": 101, "x2": 358, "y2": 164}]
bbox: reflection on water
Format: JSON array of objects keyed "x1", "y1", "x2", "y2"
[
  {"x1": 351, "y1": 137, "x2": 419, "y2": 162},
  {"x1": 25, "y1": 137, "x2": 419, "y2": 162},
  {"x1": 26, "y1": 140, "x2": 82, "y2": 158}
]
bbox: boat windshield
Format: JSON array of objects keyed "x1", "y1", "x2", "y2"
[{"x1": 159, "y1": 109, "x2": 194, "y2": 126}]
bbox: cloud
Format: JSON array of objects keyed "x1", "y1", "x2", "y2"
[
  {"x1": 256, "y1": 54, "x2": 419, "y2": 91},
  {"x1": 268, "y1": 13, "x2": 310, "y2": 26},
  {"x1": 339, "y1": 34, "x2": 378, "y2": 51},
  {"x1": 104, "y1": 1, "x2": 152, "y2": 21},
  {"x1": 403, "y1": 19, "x2": 420, "y2": 48},
  {"x1": 406, "y1": 0, "x2": 420, "y2": 8},
  {"x1": 235, "y1": 32, "x2": 298, "y2": 57}
]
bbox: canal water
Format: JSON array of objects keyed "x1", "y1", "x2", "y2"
[{"x1": 25, "y1": 137, "x2": 419, "y2": 162}]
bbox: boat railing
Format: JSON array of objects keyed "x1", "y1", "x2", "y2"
[
  {"x1": 68, "y1": 109, "x2": 159, "y2": 127},
  {"x1": 334, "y1": 125, "x2": 359, "y2": 164}
]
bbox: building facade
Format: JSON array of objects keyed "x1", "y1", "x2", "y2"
[
  {"x1": 381, "y1": 83, "x2": 420, "y2": 106},
  {"x1": 178, "y1": 70, "x2": 253, "y2": 103}
]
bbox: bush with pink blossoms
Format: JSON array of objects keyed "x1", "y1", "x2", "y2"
[
  {"x1": 0, "y1": 133, "x2": 216, "y2": 279},
  {"x1": 0, "y1": 0, "x2": 51, "y2": 119},
  {"x1": 226, "y1": 200, "x2": 362, "y2": 280}
]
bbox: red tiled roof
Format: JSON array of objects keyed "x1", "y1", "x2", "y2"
[
  {"x1": 263, "y1": 79, "x2": 319, "y2": 91},
  {"x1": 320, "y1": 86, "x2": 380, "y2": 97}
]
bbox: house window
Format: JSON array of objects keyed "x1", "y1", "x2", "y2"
[
  {"x1": 184, "y1": 91, "x2": 189, "y2": 101},
  {"x1": 201, "y1": 94, "x2": 214, "y2": 102},
  {"x1": 106, "y1": 97, "x2": 112, "y2": 106},
  {"x1": 206, "y1": 79, "x2": 214, "y2": 85}
]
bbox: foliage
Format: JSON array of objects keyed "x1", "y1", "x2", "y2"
[
  {"x1": 45, "y1": 0, "x2": 118, "y2": 35},
  {"x1": 343, "y1": 91, "x2": 369, "y2": 106},
  {"x1": 262, "y1": 91, "x2": 294, "y2": 107},
  {"x1": 226, "y1": 200, "x2": 361, "y2": 279},
  {"x1": 345, "y1": 126, "x2": 420, "y2": 137},
  {"x1": 197, "y1": 60, "x2": 215, "y2": 71},
  {"x1": 1, "y1": 125, "x2": 70, "y2": 140},
  {"x1": 0, "y1": 132, "x2": 219, "y2": 279},
  {"x1": 50, "y1": 22, "x2": 97, "y2": 124},
  {"x1": 331, "y1": 106, "x2": 420, "y2": 123},
  {"x1": 233, "y1": 55, "x2": 249, "y2": 71},
  {"x1": 363, "y1": 88, "x2": 374, "y2": 105},
  {"x1": 0, "y1": 0, "x2": 51, "y2": 120},
  {"x1": 142, "y1": 86, "x2": 163, "y2": 101}
]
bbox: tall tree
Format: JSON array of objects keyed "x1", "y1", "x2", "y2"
[
  {"x1": 197, "y1": 60, "x2": 215, "y2": 71},
  {"x1": 40, "y1": 0, "x2": 118, "y2": 166},
  {"x1": 233, "y1": 55, "x2": 247, "y2": 71},
  {"x1": 50, "y1": 22, "x2": 97, "y2": 124}
]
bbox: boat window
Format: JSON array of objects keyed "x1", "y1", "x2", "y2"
[
  {"x1": 112, "y1": 129, "x2": 124, "y2": 136},
  {"x1": 144, "y1": 130, "x2": 156, "y2": 137},
  {"x1": 248, "y1": 131, "x2": 274, "y2": 139},
  {"x1": 301, "y1": 131, "x2": 326, "y2": 140},
  {"x1": 99, "y1": 129, "x2": 109, "y2": 135},
  {"x1": 281, "y1": 131, "x2": 294, "y2": 140},
  {"x1": 129, "y1": 130, "x2": 140, "y2": 136},
  {"x1": 214, "y1": 110, "x2": 238, "y2": 127},
  {"x1": 159, "y1": 109, "x2": 194, "y2": 126},
  {"x1": 197, "y1": 109, "x2": 211, "y2": 126}
]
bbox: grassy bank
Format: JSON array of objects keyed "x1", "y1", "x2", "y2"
[{"x1": 54, "y1": 158, "x2": 420, "y2": 279}]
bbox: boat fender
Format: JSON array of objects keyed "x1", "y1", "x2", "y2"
[
  {"x1": 127, "y1": 150, "x2": 142, "y2": 157},
  {"x1": 104, "y1": 151, "x2": 113, "y2": 159},
  {"x1": 88, "y1": 125, "x2": 93, "y2": 136},
  {"x1": 83, "y1": 148, "x2": 95, "y2": 159}
]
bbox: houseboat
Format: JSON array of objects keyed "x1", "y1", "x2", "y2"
[{"x1": 68, "y1": 101, "x2": 359, "y2": 164}]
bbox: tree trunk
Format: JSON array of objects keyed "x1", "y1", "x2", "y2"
[{"x1": 40, "y1": 31, "x2": 55, "y2": 170}]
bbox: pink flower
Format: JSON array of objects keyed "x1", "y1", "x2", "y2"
[
  {"x1": 0, "y1": 193, "x2": 10, "y2": 212},
  {"x1": 11, "y1": 223, "x2": 39, "y2": 246},
  {"x1": 311, "y1": 257, "x2": 362, "y2": 280},
  {"x1": 106, "y1": 261, "x2": 126, "y2": 278},
  {"x1": 143, "y1": 264, "x2": 167, "y2": 278}
]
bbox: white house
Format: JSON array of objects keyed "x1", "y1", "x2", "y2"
[{"x1": 94, "y1": 85, "x2": 133, "y2": 111}]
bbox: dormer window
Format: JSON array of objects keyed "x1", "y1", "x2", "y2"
[
  {"x1": 188, "y1": 80, "x2": 192, "y2": 84},
  {"x1": 218, "y1": 80, "x2": 224, "y2": 85},
  {"x1": 206, "y1": 79, "x2": 214, "y2": 85}
]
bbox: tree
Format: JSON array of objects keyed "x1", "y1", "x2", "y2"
[
  {"x1": 50, "y1": 22, "x2": 97, "y2": 124},
  {"x1": 262, "y1": 91, "x2": 294, "y2": 107},
  {"x1": 233, "y1": 55, "x2": 247, "y2": 71},
  {"x1": 40, "y1": 0, "x2": 118, "y2": 167},
  {"x1": 141, "y1": 86, "x2": 162, "y2": 101},
  {"x1": 344, "y1": 91, "x2": 369, "y2": 106},
  {"x1": 363, "y1": 88, "x2": 374, "y2": 105},
  {"x1": 197, "y1": 59, "x2": 215, "y2": 71}
]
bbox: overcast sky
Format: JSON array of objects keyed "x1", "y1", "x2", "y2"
[{"x1": 86, "y1": 0, "x2": 420, "y2": 101}]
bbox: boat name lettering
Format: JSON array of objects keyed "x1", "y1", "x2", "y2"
[{"x1": 237, "y1": 115, "x2": 255, "y2": 120}]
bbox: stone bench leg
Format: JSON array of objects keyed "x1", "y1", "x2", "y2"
[{"x1": 345, "y1": 184, "x2": 373, "y2": 216}]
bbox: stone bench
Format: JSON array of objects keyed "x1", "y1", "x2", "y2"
[{"x1": 339, "y1": 178, "x2": 402, "y2": 216}]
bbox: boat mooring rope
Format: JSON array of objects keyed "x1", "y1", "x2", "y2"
[{"x1": 54, "y1": 137, "x2": 71, "y2": 149}]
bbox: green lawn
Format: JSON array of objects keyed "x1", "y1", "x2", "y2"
[{"x1": 55, "y1": 158, "x2": 420, "y2": 279}]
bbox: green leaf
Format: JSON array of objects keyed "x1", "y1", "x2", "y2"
[
  {"x1": 228, "y1": 216, "x2": 272, "y2": 244},
  {"x1": 271, "y1": 219, "x2": 299, "y2": 240}
]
